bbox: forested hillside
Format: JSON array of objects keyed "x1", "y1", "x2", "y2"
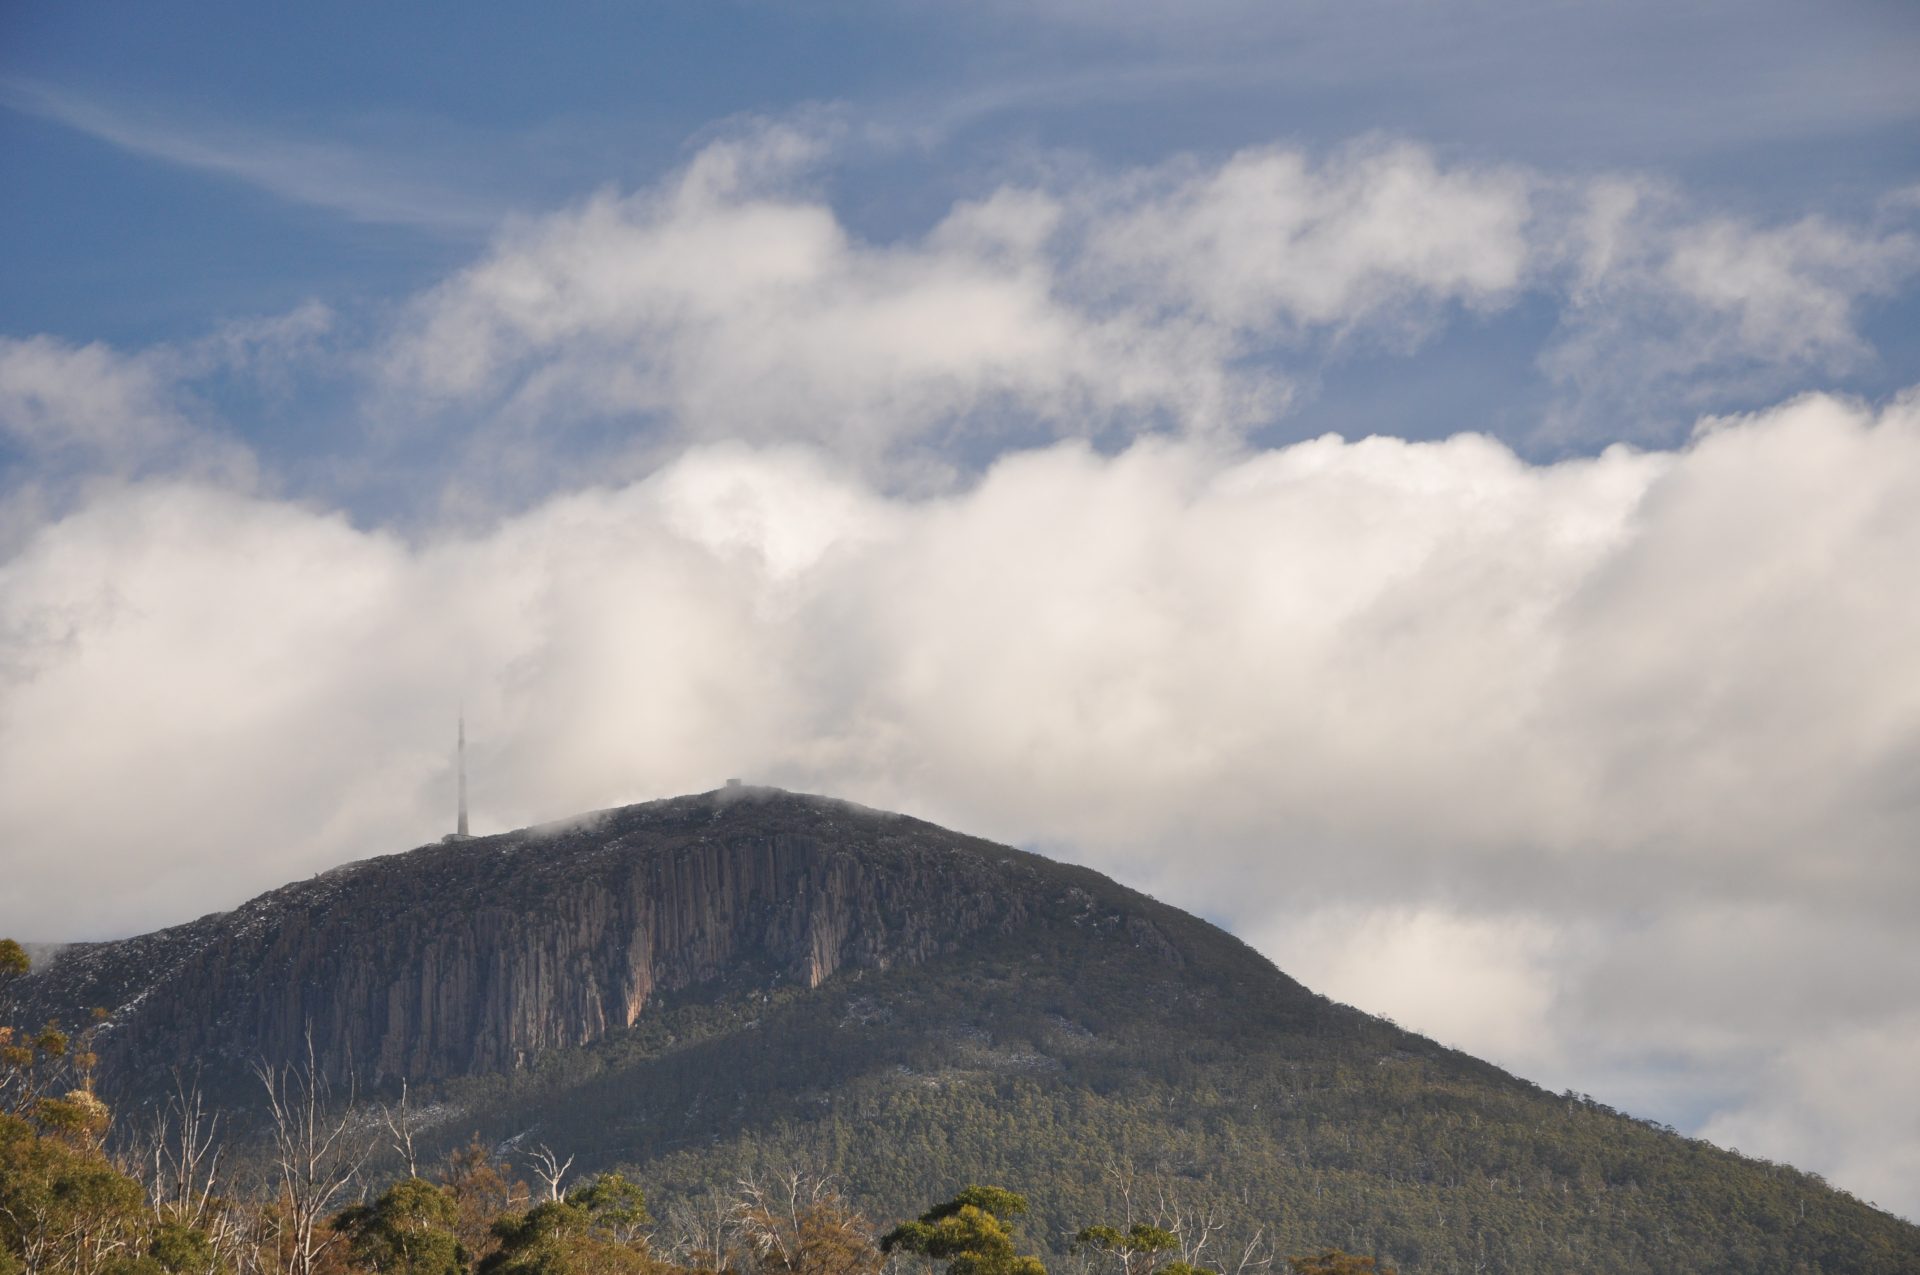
[{"x1": 5, "y1": 790, "x2": 1916, "y2": 1274}]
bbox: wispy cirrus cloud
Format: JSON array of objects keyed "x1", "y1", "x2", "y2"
[
  {"x1": 957, "y1": 0, "x2": 1920, "y2": 156},
  {"x1": 1, "y1": 78, "x2": 504, "y2": 234}
]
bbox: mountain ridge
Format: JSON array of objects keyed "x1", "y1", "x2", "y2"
[
  {"x1": 7, "y1": 788, "x2": 1917, "y2": 1274},
  {"x1": 12, "y1": 787, "x2": 1259, "y2": 1089}
]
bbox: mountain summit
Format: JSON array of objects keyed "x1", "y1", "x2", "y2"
[
  {"x1": 20, "y1": 787, "x2": 1118, "y2": 1086},
  {"x1": 10, "y1": 788, "x2": 1917, "y2": 1273}
]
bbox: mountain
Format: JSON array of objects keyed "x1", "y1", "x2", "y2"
[{"x1": 9, "y1": 788, "x2": 1918, "y2": 1274}]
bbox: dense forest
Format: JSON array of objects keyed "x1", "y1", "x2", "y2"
[{"x1": 4, "y1": 930, "x2": 1912, "y2": 1275}]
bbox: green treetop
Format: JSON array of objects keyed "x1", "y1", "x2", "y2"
[{"x1": 883, "y1": 1187, "x2": 1046, "y2": 1275}]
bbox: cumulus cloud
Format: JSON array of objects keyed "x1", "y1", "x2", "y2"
[
  {"x1": 1541, "y1": 180, "x2": 1920, "y2": 438},
  {"x1": 1082, "y1": 139, "x2": 1533, "y2": 335},
  {"x1": 385, "y1": 131, "x2": 1530, "y2": 470},
  {"x1": 374, "y1": 126, "x2": 1918, "y2": 482},
  {"x1": 0, "y1": 307, "x2": 335, "y2": 494},
  {"x1": 0, "y1": 337, "x2": 203, "y2": 466},
  {"x1": 2, "y1": 386, "x2": 1918, "y2": 1213},
  {"x1": 382, "y1": 123, "x2": 1263, "y2": 470}
]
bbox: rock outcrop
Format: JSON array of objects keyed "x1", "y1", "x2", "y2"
[{"x1": 7, "y1": 788, "x2": 1067, "y2": 1085}]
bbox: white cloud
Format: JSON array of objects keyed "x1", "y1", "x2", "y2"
[
  {"x1": 0, "y1": 331, "x2": 280, "y2": 514},
  {"x1": 0, "y1": 336, "x2": 196, "y2": 462},
  {"x1": 1250, "y1": 906, "x2": 1562, "y2": 1063},
  {"x1": 0, "y1": 305, "x2": 337, "y2": 509},
  {"x1": 195, "y1": 301, "x2": 337, "y2": 383},
  {"x1": 385, "y1": 133, "x2": 1536, "y2": 467},
  {"x1": 383, "y1": 123, "x2": 1267, "y2": 470},
  {"x1": 1660, "y1": 216, "x2": 1908, "y2": 361},
  {"x1": 1542, "y1": 181, "x2": 1920, "y2": 438},
  {"x1": 3, "y1": 385, "x2": 1918, "y2": 1213},
  {"x1": 376, "y1": 127, "x2": 1920, "y2": 479},
  {"x1": 1083, "y1": 139, "x2": 1533, "y2": 334},
  {"x1": 1700, "y1": 1014, "x2": 1920, "y2": 1216}
]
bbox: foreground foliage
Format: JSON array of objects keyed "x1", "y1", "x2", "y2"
[{"x1": 1, "y1": 945, "x2": 1390, "y2": 1275}]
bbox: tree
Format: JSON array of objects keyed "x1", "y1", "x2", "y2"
[
  {"x1": 0, "y1": 1057, "x2": 220, "y2": 1275},
  {"x1": 255, "y1": 1038, "x2": 372, "y2": 1275},
  {"x1": 0, "y1": 1110, "x2": 150, "y2": 1275},
  {"x1": 332, "y1": 1179, "x2": 465, "y2": 1275},
  {"x1": 656, "y1": 1188, "x2": 733, "y2": 1273},
  {"x1": 137, "y1": 1074, "x2": 237, "y2": 1272},
  {"x1": 1, "y1": 942, "x2": 106, "y2": 1135},
  {"x1": 479, "y1": 1173, "x2": 657, "y2": 1275},
  {"x1": 564, "y1": 1176, "x2": 649, "y2": 1248},
  {"x1": 881, "y1": 1188, "x2": 1045, "y2": 1275},
  {"x1": 438, "y1": 1138, "x2": 529, "y2": 1265},
  {"x1": 732, "y1": 1174, "x2": 880, "y2": 1275},
  {"x1": 522, "y1": 1150, "x2": 573, "y2": 1206},
  {"x1": 0, "y1": 937, "x2": 156, "y2": 1275},
  {"x1": 378, "y1": 1084, "x2": 425, "y2": 1181},
  {"x1": 1071, "y1": 1225, "x2": 1178, "y2": 1275}
]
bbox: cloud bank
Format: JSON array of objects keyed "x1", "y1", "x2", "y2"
[{"x1": 3, "y1": 388, "x2": 1918, "y2": 1214}]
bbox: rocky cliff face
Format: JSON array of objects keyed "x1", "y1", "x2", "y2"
[{"x1": 6, "y1": 788, "x2": 1071, "y2": 1086}]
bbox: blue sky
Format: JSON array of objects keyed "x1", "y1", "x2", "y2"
[
  {"x1": 6, "y1": 1, "x2": 1919, "y2": 492},
  {"x1": 5, "y1": 0, "x2": 1920, "y2": 1223}
]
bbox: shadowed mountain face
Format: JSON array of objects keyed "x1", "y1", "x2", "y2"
[
  {"x1": 11, "y1": 789, "x2": 1114, "y2": 1087},
  {"x1": 9, "y1": 789, "x2": 1919, "y2": 1274}
]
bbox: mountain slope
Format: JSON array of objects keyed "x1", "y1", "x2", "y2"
[
  {"x1": 9, "y1": 788, "x2": 1917, "y2": 1274},
  {"x1": 15, "y1": 788, "x2": 1107, "y2": 1086}
]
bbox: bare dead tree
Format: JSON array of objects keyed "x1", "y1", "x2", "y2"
[
  {"x1": 6, "y1": 1195, "x2": 143, "y2": 1275},
  {"x1": 142, "y1": 1075, "x2": 223, "y2": 1224},
  {"x1": 1151, "y1": 1187, "x2": 1226, "y2": 1270},
  {"x1": 254, "y1": 1033, "x2": 373, "y2": 1275},
  {"x1": 378, "y1": 1079, "x2": 422, "y2": 1179},
  {"x1": 219, "y1": 1212, "x2": 265, "y2": 1275},
  {"x1": 1220, "y1": 1227, "x2": 1276, "y2": 1275},
  {"x1": 1105, "y1": 1157, "x2": 1142, "y2": 1227},
  {"x1": 1076, "y1": 1159, "x2": 1169, "y2": 1275},
  {"x1": 1082, "y1": 1160, "x2": 1274, "y2": 1275},
  {"x1": 134, "y1": 1073, "x2": 244, "y2": 1275},
  {"x1": 734, "y1": 1171, "x2": 810, "y2": 1274},
  {"x1": 660, "y1": 1186, "x2": 738, "y2": 1271},
  {"x1": 526, "y1": 1144, "x2": 575, "y2": 1202},
  {"x1": 732, "y1": 1171, "x2": 881, "y2": 1275}
]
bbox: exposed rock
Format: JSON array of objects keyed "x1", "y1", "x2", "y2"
[{"x1": 6, "y1": 789, "x2": 1071, "y2": 1085}]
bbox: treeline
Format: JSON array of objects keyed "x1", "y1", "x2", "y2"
[{"x1": 1, "y1": 940, "x2": 1389, "y2": 1275}]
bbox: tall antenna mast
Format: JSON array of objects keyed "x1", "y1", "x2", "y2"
[{"x1": 456, "y1": 710, "x2": 470, "y2": 839}]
